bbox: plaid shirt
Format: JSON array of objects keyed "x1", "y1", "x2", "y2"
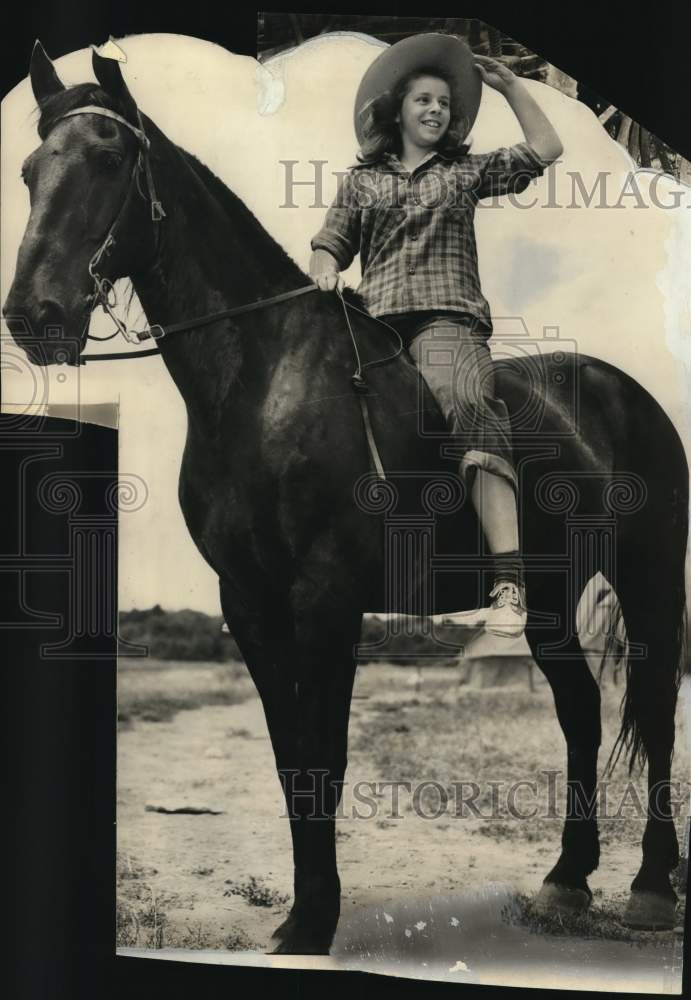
[{"x1": 310, "y1": 142, "x2": 548, "y2": 330}]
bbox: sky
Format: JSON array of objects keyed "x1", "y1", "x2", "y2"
[{"x1": 2, "y1": 31, "x2": 690, "y2": 615}]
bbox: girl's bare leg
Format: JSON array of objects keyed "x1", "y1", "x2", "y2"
[
  {"x1": 468, "y1": 468, "x2": 526, "y2": 636},
  {"x1": 471, "y1": 468, "x2": 519, "y2": 554}
]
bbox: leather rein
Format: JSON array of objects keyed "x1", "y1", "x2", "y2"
[{"x1": 50, "y1": 104, "x2": 401, "y2": 480}]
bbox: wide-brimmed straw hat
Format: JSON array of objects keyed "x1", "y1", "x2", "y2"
[{"x1": 354, "y1": 33, "x2": 482, "y2": 147}]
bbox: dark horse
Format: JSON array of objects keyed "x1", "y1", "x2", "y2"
[{"x1": 4, "y1": 44, "x2": 688, "y2": 952}]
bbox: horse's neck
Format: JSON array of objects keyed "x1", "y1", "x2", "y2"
[{"x1": 132, "y1": 140, "x2": 304, "y2": 433}]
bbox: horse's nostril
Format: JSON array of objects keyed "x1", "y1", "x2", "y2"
[{"x1": 38, "y1": 300, "x2": 67, "y2": 334}]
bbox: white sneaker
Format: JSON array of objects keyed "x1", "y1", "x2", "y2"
[
  {"x1": 483, "y1": 582, "x2": 527, "y2": 638},
  {"x1": 431, "y1": 582, "x2": 527, "y2": 636}
]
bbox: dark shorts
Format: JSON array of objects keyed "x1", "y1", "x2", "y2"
[{"x1": 380, "y1": 311, "x2": 518, "y2": 495}]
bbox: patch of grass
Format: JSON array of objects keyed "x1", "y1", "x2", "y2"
[
  {"x1": 120, "y1": 689, "x2": 249, "y2": 724},
  {"x1": 370, "y1": 699, "x2": 421, "y2": 712},
  {"x1": 476, "y1": 821, "x2": 544, "y2": 843},
  {"x1": 348, "y1": 683, "x2": 690, "y2": 850},
  {"x1": 477, "y1": 821, "x2": 516, "y2": 840},
  {"x1": 117, "y1": 850, "x2": 265, "y2": 953},
  {"x1": 116, "y1": 890, "x2": 168, "y2": 949},
  {"x1": 116, "y1": 902, "x2": 260, "y2": 952},
  {"x1": 224, "y1": 927, "x2": 261, "y2": 951},
  {"x1": 509, "y1": 892, "x2": 679, "y2": 946},
  {"x1": 671, "y1": 853, "x2": 688, "y2": 894},
  {"x1": 168, "y1": 922, "x2": 215, "y2": 949},
  {"x1": 116, "y1": 898, "x2": 140, "y2": 947},
  {"x1": 161, "y1": 921, "x2": 260, "y2": 951},
  {"x1": 117, "y1": 853, "x2": 157, "y2": 880},
  {"x1": 117, "y1": 659, "x2": 253, "y2": 723},
  {"x1": 118, "y1": 657, "x2": 249, "y2": 678},
  {"x1": 121, "y1": 691, "x2": 248, "y2": 723},
  {"x1": 223, "y1": 875, "x2": 289, "y2": 908}
]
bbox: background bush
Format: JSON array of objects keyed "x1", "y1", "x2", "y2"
[{"x1": 120, "y1": 606, "x2": 242, "y2": 661}]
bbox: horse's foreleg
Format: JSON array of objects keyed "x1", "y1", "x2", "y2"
[
  {"x1": 222, "y1": 585, "x2": 358, "y2": 953},
  {"x1": 219, "y1": 583, "x2": 295, "y2": 758},
  {"x1": 218, "y1": 584, "x2": 303, "y2": 938},
  {"x1": 269, "y1": 602, "x2": 361, "y2": 955},
  {"x1": 526, "y1": 625, "x2": 601, "y2": 914}
]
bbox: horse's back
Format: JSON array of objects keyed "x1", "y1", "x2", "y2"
[
  {"x1": 294, "y1": 300, "x2": 687, "y2": 493},
  {"x1": 496, "y1": 350, "x2": 688, "y2": 482}
]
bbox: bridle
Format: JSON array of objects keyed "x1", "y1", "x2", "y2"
[
  {"x1": 46, "y1": 102, "x2": 403, "y2": 479},
  {"x1": 51, "y1": 105, "x2": 166, "y2": 348}
]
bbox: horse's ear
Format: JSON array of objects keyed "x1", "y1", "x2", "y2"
[
  {"x1": 91, "y1": 46, "x2": 139, "y2": 123},
  {"x1": 30, "y1": 40, "x2": 65, "y2": 105}
]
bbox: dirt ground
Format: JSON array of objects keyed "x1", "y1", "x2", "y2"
[{"x1": 116, "y1": 660, "x2": 689, "y2": 977}]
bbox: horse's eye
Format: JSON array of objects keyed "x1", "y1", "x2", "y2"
[{"x1": 99, "y1": 151, "x2": 124, "y2": 173}]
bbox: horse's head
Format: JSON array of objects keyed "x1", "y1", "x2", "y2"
[{"x1": 3, "y1": 42, "x2": 161, "y2": 366}]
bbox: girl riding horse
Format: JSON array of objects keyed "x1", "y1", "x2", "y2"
[
  {"x1": 310, "y1": 34, "x2": 563, "y2": 638},
  {"x1": 8, "y1": 39, "x2": 683, "y2": 951}
]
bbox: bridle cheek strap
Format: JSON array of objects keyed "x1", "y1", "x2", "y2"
[
  {"x1": 86, "y1": 162, "x2": 144, "y2": 343},
  {"x1": 135, "y1": 109, "x2": 165, "y2": 222}
]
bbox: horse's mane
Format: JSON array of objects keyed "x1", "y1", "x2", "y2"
[
  {"x1": 178, "y1": 148, "x2": 307, "y2": 287},
  {"x1": 178, "y1": 145, "x2": 365, "y2": 309},
  {"x1": 35, "y1": 83, "x2": 366, "y2": 309}
]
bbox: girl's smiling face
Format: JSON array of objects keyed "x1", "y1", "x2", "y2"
[{"x1": 396, "y1": 75, "x2": 451, "y2": 150}]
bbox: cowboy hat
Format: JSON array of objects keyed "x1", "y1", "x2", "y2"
[{"x1": 354, "y1": 33, "x2": 482, "y2": 147}]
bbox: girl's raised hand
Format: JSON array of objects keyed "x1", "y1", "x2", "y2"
[{"x1": 473, "y1": 54, "x2": 518, "y2": 94}]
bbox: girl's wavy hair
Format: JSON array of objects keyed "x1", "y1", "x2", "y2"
[{"x1": 355, "y1": 66, "x2": 472, "y2": 165}]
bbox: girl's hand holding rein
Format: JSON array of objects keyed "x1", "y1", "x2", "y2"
[
  {"x1": 310, "y1": 248, "x2": 345, "y2": 292},
  {"x1": 314, "y1": 271, "x2": 345, "y2": 293}
]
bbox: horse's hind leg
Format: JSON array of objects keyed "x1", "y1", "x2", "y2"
[
  {"x1": 613, "y1": 567, "x2": 682, "y2": 930},
  {"x1": 525, "y1": 621, "x2": 601, "y2": 914}
]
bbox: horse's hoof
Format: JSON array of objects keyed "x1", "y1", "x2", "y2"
[
  {"x1": 535, "y1": 882, "x2": 591, "y2": 915},
  {"x1": 270, "y1": 929, "x2": 332, "y2": 955},
  {"x1": 270, "y1": 913, "x2": 295, "y2": 941},
  {"x1": 622, "y1": 891, "x2": 677, "y2": 930}
]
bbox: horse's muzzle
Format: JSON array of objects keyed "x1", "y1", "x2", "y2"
[{"x1": 2, "y1": 297, "x2": 84, "y2": 367}]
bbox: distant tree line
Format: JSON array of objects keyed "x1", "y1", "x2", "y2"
[{"x1": 119, "y1": 607, "x2": 467, "y2": 664}]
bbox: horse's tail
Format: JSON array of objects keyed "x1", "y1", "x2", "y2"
[{"x1": 602, "y1": 472, "x2": 688, "y2": 779}]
